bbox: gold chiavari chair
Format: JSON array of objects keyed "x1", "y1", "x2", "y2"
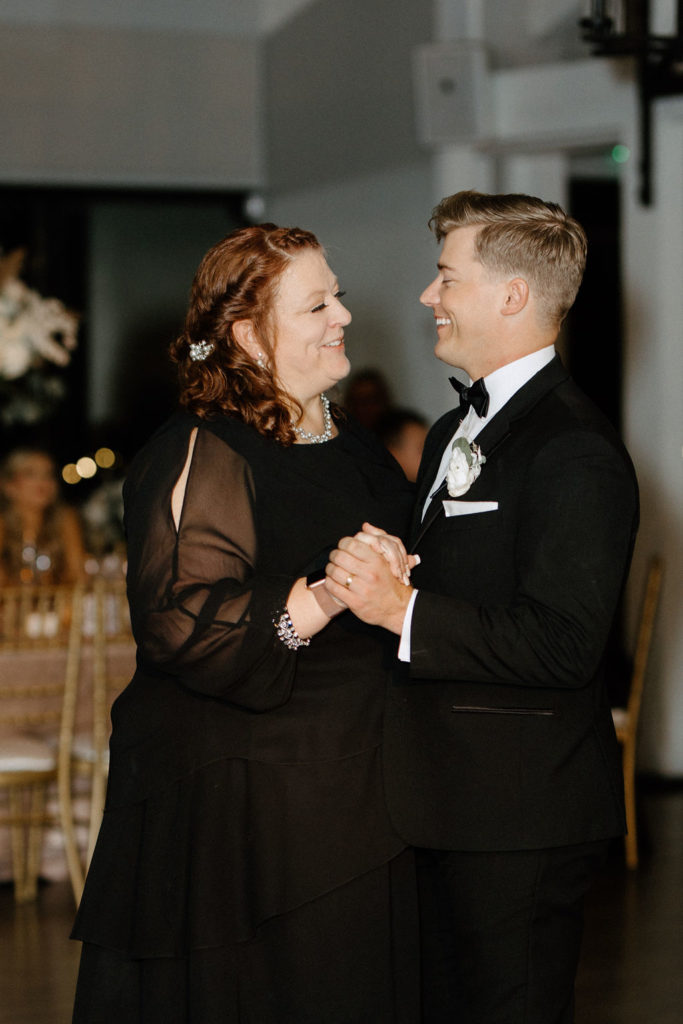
[
  {"x1": 611, "y1": 555, "x2": 663, "y2": 870},
  {"x1": 57, "y1": 577, "x2": 135, "y2": 903},
  {"x1": 0, "y1": 583, "x2": 84, "y2": 902}
]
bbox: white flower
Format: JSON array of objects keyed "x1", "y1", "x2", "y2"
[
  {"x1": 446, "y1": 437, "x2": 486, "y2": 497},
  {"x1": 0, "y1": 277, "x2": 78, "y2": 381}
]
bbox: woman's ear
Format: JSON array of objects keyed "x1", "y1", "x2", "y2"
[
  {"x1": 232, "y1": 319, "x2": 260, "y2": 359},
  {"x1": 501, "y1": 277, "x2": 529, "y2": 316}
]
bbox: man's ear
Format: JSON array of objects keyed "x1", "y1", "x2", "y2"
[
  {"x1": 501, "y1": 277, "x2": 529, "y2": 316},
  {"x1": 232, "y1": 319, "x2": 260, "y2": 358}
]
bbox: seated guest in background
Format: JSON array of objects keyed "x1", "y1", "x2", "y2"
[
  {"x1": 0, "y1": 447, "x2": 86, "y2": 585},
  {"x1": 343, "y1": 366, "x2": 393, "y2": 432},
  {"x1": 71, "y1": 224, "x2": 419, "y2": 1023},
  {"x1": 377, "y1": 408, "x2": 428, "y2": 482}
]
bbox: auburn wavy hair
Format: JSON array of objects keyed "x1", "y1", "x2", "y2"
[{"x1": 169, "y1": 223, "x2": 324, "y2": 445}]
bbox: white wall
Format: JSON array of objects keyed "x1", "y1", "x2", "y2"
[
  {"x1": 0, "y1": 22, "x2": 263, "y2": 188},
  {"x1": 0, "y1": 0, "x2": 316, "y2": 35},
  {"x1": 0, "y1": 0, "x2": 259, "y2": 34},
  {"x1": 259, "y1": 0, "x2": 318, "y2": 32},
  {"x1": 265, "y1": 0, "x2": 432, "y2": 191}
]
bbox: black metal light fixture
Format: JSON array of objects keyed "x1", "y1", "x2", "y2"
[{"x1": 579, "y1": 1, "x2": 683, "y2": 204}]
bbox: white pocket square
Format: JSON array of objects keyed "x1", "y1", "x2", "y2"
[{"x1": 442, "y1": 500, "x2": 499, "y2": 517}]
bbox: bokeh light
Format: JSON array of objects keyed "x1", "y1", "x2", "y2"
[
  {"x1": 76, "y1": 456, "x2": 97, "y2": 479},
  {"x1": 95, "y1": 447, "x2": 116, "y2": 468}
]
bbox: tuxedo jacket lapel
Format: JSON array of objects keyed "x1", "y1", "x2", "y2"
[
  {"x1": 410, "y1": 410, "x2": 460, "y2": 539},
  {"x1": 411, "y1": 355, "x2": 569, "y2": 550},
  {"x1": 411, "y1": 480, "x2": 449, "y2": 549}
]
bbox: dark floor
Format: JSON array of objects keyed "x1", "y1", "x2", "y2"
[
  {"x1": 1, "y1": 782, "x2": 682, "y2": 1023},
  {"x1": 574, "y1": 781, "x2": 683, "y2": 1024}
]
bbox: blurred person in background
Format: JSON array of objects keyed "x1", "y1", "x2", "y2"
[
  {"x1": 342, "y1": 366, "x2": 393, "y2": 433},
  {"x1": 0, "y1": 447, "x2": 86, "y2": 585},
  {"x1": 377, "y1": 408, "x2": 428, "y2": 483}
]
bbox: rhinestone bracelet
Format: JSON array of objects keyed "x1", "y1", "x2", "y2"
[{"x1": 274, "y1": 609, "x2": 311, "y2": 650}]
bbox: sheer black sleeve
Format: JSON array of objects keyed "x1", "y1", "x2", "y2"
[{"x1": 128, "y1": 425, "x2": 298, "y2": 711}]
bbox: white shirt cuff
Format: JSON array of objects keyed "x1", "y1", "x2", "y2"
[{"x1": 398, "y1": 589, "x2": 418, "y2": 662}]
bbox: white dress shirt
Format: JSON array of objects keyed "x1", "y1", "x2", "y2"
[{"x1": 398, "y1": 346, "x2": 556, "y2": 661}]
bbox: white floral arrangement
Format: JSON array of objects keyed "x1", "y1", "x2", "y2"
[
  {"x1": 446, "y1": 437, "x2": 486, "y2": 497},
  {"x1": 0, "y1": 277, "x2": 78, "y2": 379},
  {"x1": 0, "y1": 260, "x2": 79, "y2": 425}
]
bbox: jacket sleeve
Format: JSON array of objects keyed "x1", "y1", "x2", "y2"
[
  {"x1": 410, "y1": 429, "x2": 639, "y2": 689},
  {"x1": 133, "y1": 426, "x2": 299, "y2": 711}
]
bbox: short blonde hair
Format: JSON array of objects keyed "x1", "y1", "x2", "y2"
[{"x1": 429, "y1": 190, "x2": 587, "y2": 328}]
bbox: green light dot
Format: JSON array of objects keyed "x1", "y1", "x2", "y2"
[{"x1": 611, "y1": 145, "x2": 630, "y2": 164}]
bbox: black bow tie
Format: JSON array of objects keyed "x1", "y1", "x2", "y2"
[{"x1": 449, "y1": 376, "x2": 490, "y2": 419}]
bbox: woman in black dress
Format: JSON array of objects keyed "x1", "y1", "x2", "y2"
[{"x1": 71, "y1": 224, "x2": 418, "y2": 1023}]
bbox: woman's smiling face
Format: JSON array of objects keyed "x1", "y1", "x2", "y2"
[{"x1": 270, "y1": 247, "x2": 352, "y2": 404}]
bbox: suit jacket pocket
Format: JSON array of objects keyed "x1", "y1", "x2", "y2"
[
  {"x1": 434, "y1": 507, "x2": 500, "y2": 536},
  {"x1": 442, "y1": 500, "x2": 498, "y2": 517}
]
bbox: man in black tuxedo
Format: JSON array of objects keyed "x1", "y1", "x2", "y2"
[{"x1": 326, "y1": 190, "x2": 639, "y2": 1023}]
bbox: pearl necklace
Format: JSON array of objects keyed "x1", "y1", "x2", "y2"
[{"x1": 292, "y1": 394, "x2": 332, "y2": 444}]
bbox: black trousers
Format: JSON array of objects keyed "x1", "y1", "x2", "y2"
[{"x1": 417, "y1": 840, "x2": 610, "y2": 1024}]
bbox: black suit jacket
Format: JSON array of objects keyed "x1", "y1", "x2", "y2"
[{"x1": 383, "y1": 356, "x2": 639, "y2": 851}]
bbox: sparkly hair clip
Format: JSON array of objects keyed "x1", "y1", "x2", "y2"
[{"x1": 189, "y1": 339, "x2": 215, "y2": 362}]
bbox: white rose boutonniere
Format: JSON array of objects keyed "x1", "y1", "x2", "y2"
[{"x1": 446, "y1": 437, "x2": 486, "y2": 497}]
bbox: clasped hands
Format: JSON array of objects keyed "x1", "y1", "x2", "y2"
[{"x1": 325, "y1": 523, "x2": 418, "y2": 635}]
